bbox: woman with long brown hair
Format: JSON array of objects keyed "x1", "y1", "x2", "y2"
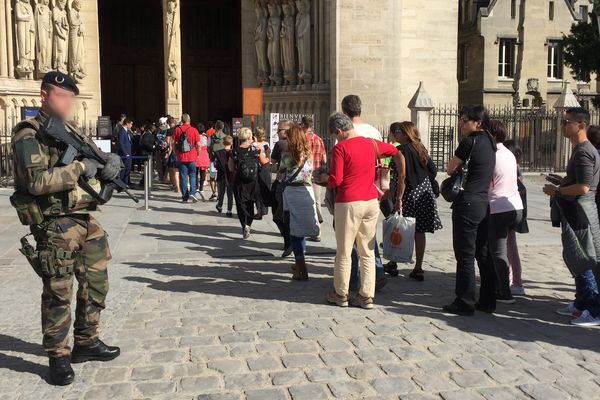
[
  {"x1": 279, "y1": 124, "x2": 320, "y2": 280},
  {"x1": 388, "y1": 121, "x2": 442, "y2": 281}
]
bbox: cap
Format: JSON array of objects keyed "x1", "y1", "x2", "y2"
[
  {"x1": 41, "y1": 71, "x2": 80, "y2": 95},
  {"x1": 159, "y1": 117, "x2": 168, "y2": 125}
]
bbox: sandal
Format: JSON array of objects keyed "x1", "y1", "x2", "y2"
[
  {"x1": 409, "y1": 269, "x2": 425, "y2": 282},
  {"x1": 384, "y1": 261, "x2": 399, "y2": 277}
]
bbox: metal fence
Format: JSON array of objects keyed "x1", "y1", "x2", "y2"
[{"x1": 428, "y1": 106, "x2": 595, "y2": 173}]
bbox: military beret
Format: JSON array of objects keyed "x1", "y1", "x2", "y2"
[{"x1": 41, "y1": 71, "x2": 80, "y2": 95}]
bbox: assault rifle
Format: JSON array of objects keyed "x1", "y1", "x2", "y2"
[{"x1": 43, "y1": 117, "x2": 139, "y2": 204}]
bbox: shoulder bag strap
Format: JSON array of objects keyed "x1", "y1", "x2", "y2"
[{"x1": 286, "y1": 158, "x2": 307, "y2": 184}]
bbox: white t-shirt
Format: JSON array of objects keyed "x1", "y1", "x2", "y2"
[
  {"x1": 354, "y1": 123, "x2": 382, "y2": 141},
  {"x1": 488, "y1": 143, "x2": 524, "y2": 214}
]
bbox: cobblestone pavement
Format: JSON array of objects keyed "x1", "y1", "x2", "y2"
[{"x1": 1, "y1": 178, "x2": 599, "y2": 400}]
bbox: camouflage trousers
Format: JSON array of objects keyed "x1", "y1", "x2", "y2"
[{"x1": 31, "y1": 214, "x2": 111, "y2": 358}]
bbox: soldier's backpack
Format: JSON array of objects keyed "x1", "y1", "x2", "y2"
[
  {"x1": 176, "y1": 126, "x2": 193, "y2": 153},
  {"x1": 235, "y1": 146, "x2": 259, "y2": 183}
]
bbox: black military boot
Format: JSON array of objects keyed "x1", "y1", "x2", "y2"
[
  {"x1": 71, "y1": 339, "x2": 120, "y2": 363},
  {"x1": 49, "y1": 357, "x2": 75, "y2": 386}
]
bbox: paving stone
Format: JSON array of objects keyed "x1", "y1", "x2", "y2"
[
  {"x1": 284, "y1": 340, "x2": 320, "y2": 353},
  {"x1": 319, "y1": 351, "x2": 361, "y2": 367},
  {"x1": 518, "y1": 383, "x2": 570, "y2": 400},
  {"x1": 245, "y1": 388, "x2": 289, "y2": 400},
  {"x1": 282, "y1": 353, "x2": 324, "y2": 369},
  {"x1": 380, "y1": 362, "x2": 419, "y2": 377},
  {"x1": 258, "y1": 329, "x2": 296, "y2": 342},
  {"x1": 318, "y1": 337, "x2": 353, "y2": 352},
  {"x1": 328, "y1": 380, "x2": 375, "y2": 399},
  {"x1": 453, "y1": 355, "x2": 495, "y2": 370},
  {"x1": 399, "y1": 393, "x2": 441, "y2": 400},
  {"x1": 412, "y1": 373, "x2": 459, "y2": 392},
  {"x1": 83, "y1": 383, "x2": 133, "y2": 400},
  {"x1": 477, "y1": 386, "x2": 531, "y2": 400},
  {"x1": 131, "y1": 365, "x2": 166, "y2": 381},
  {"x1": 305, "y1": 368, "x2": 349, "y2": 383},
  {"x1": 219, "y1": 332, "x2": 256, "y2": 344},
  {"x1": 224, "y1": 372, "x2": 269, "y2": 390},
  {"x1": 440, "y1": 390, "x2": 485, "y2": 400},
  {"x1": 150, "y1": 349, "x2": 187, "y2": 363},
  {"x1": 370, "y1": 377, "x2": 417, "y2": 396},
  {"x1": 553, "y1": 378, "x2": 600, "y2": 399},
  {"x1": 288, "y1": 384, "x2": 331, "y2": 400},
  {"x1": 390, "y1": 346, "x2": 431, "y2": 362},
  {"x1": 207, "y1": 359, "x2": 248, "y2": 374},
  {"x1": 247, "y1": 356, "x2": 282, "y2": 371},
  {"x1": 270, "y1": 370, "x2": 307, "y2": 386},
  {"x1": 256, "y1": 342, "x2": 286, "y2": 355},
  {"x1": 196, "y1": 393, "x2": 243, "y2": 400},
  {"x1": 135, "y1": 382, "x2": 176, "y2": 397},
  {"x1": 416, "y1": 359, "x2": 457, "y2": 374},
  {"x1": 355, "y1": 348, "x2": 398, "y2": 363},
  {"x1": 179, "y1": 376, "x2": 223, "y2": 393},
  {"x1": 180, "y1": 336, "x2": 218, "y2": 346},
  {"x1": 93, "y1": 367, "x2": 130, "y2": 383},
  {"x1": 345, "y1": 364, "x2": 386, "y2": 380},
  {"x1": 484, "y1": 368, "x2": 537, "y2": 386},
  {"x1": 191, "y1": 345, "x2": 229, "y2": 361},
  {"x1": 450, "y1": 370, "x2": 493, "y2": 388},
  {"x1": 294, "y1": 327, "x2": 331, "y2": 339},
  {"x1": 523, "y1": 366, "x2": 562, "y2": 383}
]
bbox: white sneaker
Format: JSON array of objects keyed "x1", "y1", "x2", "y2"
[
  {"x1": 556, "y1": 302, "x2": 581, "y2": 317},
  {"x1": 571, "y1": 310, "x2": 600, "y2": 327},
  {"x1": 190, "y1": 194, "x2": 199, "y2": 203},
  {"x1": 510, "y1": 285, "x2": 526, "y2": 296}
]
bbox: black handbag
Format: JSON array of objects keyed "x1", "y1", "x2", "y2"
[{"x1": 441, "y1": 137, "x2": 477, "y2": 203}]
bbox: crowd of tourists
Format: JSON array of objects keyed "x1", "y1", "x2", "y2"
[{"x1": 113, "y1": 97, "x2": 600, "y2": 327}]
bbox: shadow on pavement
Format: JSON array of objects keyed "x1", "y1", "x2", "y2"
[{"x1": 0, "y1": 334, "x2": 48, "y2": 381}]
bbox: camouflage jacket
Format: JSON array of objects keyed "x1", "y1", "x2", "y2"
[{"x1": 11, "y1": 111, "x2": 101, "y2": 221}]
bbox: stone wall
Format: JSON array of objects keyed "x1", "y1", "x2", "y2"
[
  {"x1": 0, "y1": 0, "x2": 102, "y2": 131},
  {"x1": 333, "y1": 0, "x2": 458, "y2": 127}
]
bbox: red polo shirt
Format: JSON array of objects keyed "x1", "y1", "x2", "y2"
[{"x1": 173, "y1": 124, "x2": 200, "y2": 163}]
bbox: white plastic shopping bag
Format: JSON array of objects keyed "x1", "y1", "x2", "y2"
[{"x1": 382, "y1": 211, "x2": 416, "y2": 263}]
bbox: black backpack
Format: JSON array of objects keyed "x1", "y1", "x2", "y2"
[
  {"x1": 236, "y1": 147, "x2": 259, "y2": 183},
  {"x1": 176, "y1": 126, "x2": 193, "y2": 153}
]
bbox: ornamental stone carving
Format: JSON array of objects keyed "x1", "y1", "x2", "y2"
[
  {"x1": 267, "y1": 0, "x2": 282, "y2": 86},
  {"x1": 53, "y1": 0, "x2": 69, "y2": 73},
  {"x1": 254, "y1": 0, "x2": 269, "y2": 86},
  {"x1": 280, "y1": 0, "x2": 296, "y2": 85},
  {"x1": 68, "y1": 0, "x2": 85, "y2": 82},
  {"x1": 166, "y1": 0, "x2": 179, "y2": 99},
  {"x1": 296, "y1": 0, "x2": 311, "y2": 85},
  {"x1": 15, "y1": 0, "x2": 36, "y2": 78},
  {"x1": 35, "y1": 0, "x2": 53, "y2": 77}
]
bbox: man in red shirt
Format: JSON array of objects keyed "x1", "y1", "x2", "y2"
[
  {"x1": 318, "y1": 112, "x2": 401, "y2": 309},
  {"x1": 172, "y1": 114, "x2": 202, "y2": 202},
  {"x1": 301, "y1": 116, "x2": 327, "y2": 241}
]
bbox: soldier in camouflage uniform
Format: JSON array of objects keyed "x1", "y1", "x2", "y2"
[{"x1": 11, "y1": 71, "x2": 121, "y2": 386}]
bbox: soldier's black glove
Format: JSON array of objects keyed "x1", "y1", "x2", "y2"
[
  {"x1": 99, "y1": 153, "x2": 123, "y2": 182},
  {"x1": 81, "y1": 158, "x2": 100, "y2": 179}
]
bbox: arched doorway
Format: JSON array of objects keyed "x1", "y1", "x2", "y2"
[
  {"x1": 98, "y1": 0, "x2": 165, "y2": 124},
  {"x1": 180, "y1": 0, "x2": 242, "y2": 126}
]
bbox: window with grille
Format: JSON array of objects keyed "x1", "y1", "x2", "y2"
[
  {"x1": 498, "y1": 39, "x2": 516, "y2": 79},
  {"x1": 547, "y1": 40, "x2": 563, "y2": 80},
  {"x1": 459, "y1": 44, "x2": 469, "y2": 81}
]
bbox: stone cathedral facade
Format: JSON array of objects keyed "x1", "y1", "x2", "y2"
[{"x1": 0, "y1": 0, "x2": 458, "y2": 134}]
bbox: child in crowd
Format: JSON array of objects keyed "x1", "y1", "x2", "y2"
[{"x1": 214, "y1": 135, "x2": 235, "y2": 217}]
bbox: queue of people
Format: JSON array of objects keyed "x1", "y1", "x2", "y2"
[{"x1": 112, "y1": 100, "x2": 600, "y2": 326}]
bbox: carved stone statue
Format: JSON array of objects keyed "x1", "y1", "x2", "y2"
[
  {"x1": 35, "y1": 0, "x2": 53, "y2": 77},
  {"x1": 296, "y1": 0, "x2": 312, "y2": 85},
  {"x1": 53, "y1": 0, "x2": 69, "y2": 73},
  {"x1": 68, "y1": 0, "x2": 85, "y2": 82},
  {"x1": 166, "y1": 0, "x2": 179, "y2": 99},
  {"x1": 280, "y1": 0, "x2": 296, "y2": 85},
  {"x1": 254, "y1": 0, "x2": 270, "y2": 86},
  {"x1": 267, "y1": 0, "x2": 283, "y2": 86},
  {"x1": 15, "y1": 0, "x2": 36, "y2": 77}
]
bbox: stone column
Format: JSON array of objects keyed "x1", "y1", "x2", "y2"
[
  {"x1": 407, "y1": 82, "x2": 435, "y2": 150},
  {"x1": 163, "y1": 0, "x2": 182, "y2": 118},
  {"x1": 0, "y1": 0, "x2": 6, "y2": 77},
  {"x1": 5, "y1": 0, "x2": 14, "y2": 77},
  {"x1": 553, "y1": 81, "x2": 580, "y2": 170}
]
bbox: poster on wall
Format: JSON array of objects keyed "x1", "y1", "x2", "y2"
[
  {"x1": 268, "y1": 113, "x2": 314, "y2": 149},
  {"x1": 232, "y1": 118, "x2": 243, "y2": 137}
]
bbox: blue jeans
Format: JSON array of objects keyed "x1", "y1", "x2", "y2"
[
  {"x1": 291, "y1": 236, "x2": 306, "y2": 261},
  {"x1": 350, "y1": 244, "x2": 384, "y2": 292},
  {"x1": 179, "y1": 161, "x2": 197, "y2": 201},
  {"x1": 574, "y1": 269, "x2": 600, "y2": 317}
]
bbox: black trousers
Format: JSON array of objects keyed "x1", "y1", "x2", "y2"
[
  {"x1": 452, "y1": 196, "x2": 495, "y2": 309},
  {"x1": 489, "y1": 210, "x2": 523, "y2": 298}
]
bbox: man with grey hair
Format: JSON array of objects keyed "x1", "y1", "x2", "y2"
[
  {"x1": 319, "y1": 112, "x2": 401, "y2": 309},
  {"x1": 173, "y1": 113, "x2": 202, "y2": 202}
]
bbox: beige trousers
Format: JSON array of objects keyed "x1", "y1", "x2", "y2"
[
  {"x1": 313, "y1": 183, "x2": 323, "y2": 228},
  {"x1": 333, "y1": 199, "x2": 380, "y2": 298}
]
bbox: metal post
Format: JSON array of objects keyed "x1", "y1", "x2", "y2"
[
  {"x1": 148, "y1": 154, "x2": 154, "y2": 192},
  {"x1": 144, "y1": 158, "x2": 150, "y2": 211}
]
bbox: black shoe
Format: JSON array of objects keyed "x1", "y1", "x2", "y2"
[
  {"x1": 475, "y1": 302, "x2": 496, "y2": 314},
  {"x1": 49, "y1": 357, "x2": 75, "y2": 386},
  {"x1": 226, "y1": 212, "x2": 233, "y2": 218},
  {"x1": 375, "y1": 277, "x2": 388, "y2": 292},
  {"x1": 496, "y1": 294, "x2": 516, "y2": 304},
  {"x1": 282, "y1": 246, "x2": 293, "y2": 258},
  {"x1": 71, "y1": 340, "x2": 121, "y2": 363},
  {"x1": 216, "y1": 205, "x2": 223, "y2": 213},
  {"x1": 384, "y1": 261, "x2": 399, "y2": 277},
  {"x1": 442, "y1": 302, "x2": 475, "y2": 316}
]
